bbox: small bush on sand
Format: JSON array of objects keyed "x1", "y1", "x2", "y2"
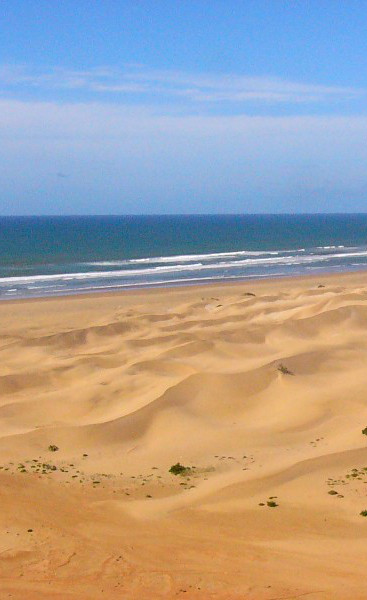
[
  {"x1": 362, "y1": 427, "x2": 367, "y2": 436},
  {"x1": 169, "y1": 463, "x2": 190, "y2": 476},
  {"x1": 267, "y1": 500, "x2": 278, "y2": 508},
  {"x1": 360, "y1": 510, "x2": 367, "y2": 517},
  {"x1": 277, "y1": 364, "x2": 294, "y2": 376},
  {"x1": 48, "y1": 445, "x2": 59, "y2": 452}
]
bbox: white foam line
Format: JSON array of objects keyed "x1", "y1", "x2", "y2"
[
  {"x1": 317, "y1": 245, "x2": 347, "y2": 249},
  {"x1": 81, "y1": 248, "x2": 317, "y2": 267},
  {"x1": 81, "y1": 245, "x2": 367, "y2": 267},
  {"x1": 3, "y1": 272, "x2": 289, "y2": 297},
  {"x1": 79, "y1": 246, "x2": 366, "y2": 267},
  {"x1": 82, "y1": 250, "x2": 281, "y2": 266},
  {"x1": 1, "y1": 250, "x2": 367, "y2": 287}
]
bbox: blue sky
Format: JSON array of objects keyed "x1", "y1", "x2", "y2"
[{"x1": 1, "y1": 1, "x2": 367, "y2": 214}]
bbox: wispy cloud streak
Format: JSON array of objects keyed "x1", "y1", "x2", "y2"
[{"x1": 0, "y1": 64, "x2": 364, "y2": 106}]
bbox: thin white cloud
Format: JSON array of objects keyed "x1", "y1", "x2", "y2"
[
  {"x1": 1, "y1": 98, "x2": 367, "y2": 213},
  {"x1": 0, "y1": 64, "x2": 364, "y2": 106}
]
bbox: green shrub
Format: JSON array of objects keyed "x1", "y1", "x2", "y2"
[
  {"x1": 48, "y1": 445, "x2": 59, "y2": 452},
  {"x1": 169, "y1": 463, "x2": 190, "y2": 476},
  {"x1": 267, "y1": 500, "x2": 278, "y2": 507},
  {"x1": 360, "y1": 510, "x2": 367, "y2": 517},
  {"x1": 277, "y1": 364, "x2": 294, "y2": 376},
  {"x1": 362, "y1": 427, "x2": 367, "y2": 436}
]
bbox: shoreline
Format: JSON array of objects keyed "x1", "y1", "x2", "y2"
[{"x1": 1, "y1": 266, "x2": 367, "y2": 307}]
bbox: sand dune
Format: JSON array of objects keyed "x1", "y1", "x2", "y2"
[{"x1": 1, "y1": 272, "x2": 367, "y2": 598}]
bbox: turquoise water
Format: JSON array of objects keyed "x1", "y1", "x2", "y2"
[{"x1": 1, "y1": 215, "x2": 367, "y2": 299}]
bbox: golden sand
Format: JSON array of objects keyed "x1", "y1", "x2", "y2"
[{"x1": 1, "y1": 272, "x2": 367, "y2": 599}]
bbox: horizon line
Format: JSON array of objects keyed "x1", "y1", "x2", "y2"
[{"x1": 1, "y1": 212, "x2": 367, "y2": 219}]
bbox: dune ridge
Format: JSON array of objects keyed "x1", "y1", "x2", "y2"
[{"x1": 1, "y1": 272, "x2": 367, "y2": 598}]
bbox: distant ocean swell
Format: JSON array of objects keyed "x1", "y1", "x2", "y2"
[{"x1": 1, "y1": 244, "x2": 367, "y2": 299}]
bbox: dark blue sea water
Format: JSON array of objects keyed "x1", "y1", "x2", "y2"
[{"x1": 1, "y1": 215, "x2": 367, "y2": 299}]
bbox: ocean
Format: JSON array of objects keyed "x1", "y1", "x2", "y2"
[{"x1": 1, "y1": 214, "x2": 367, "y2": 300}]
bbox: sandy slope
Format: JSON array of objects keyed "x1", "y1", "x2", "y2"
[{"x1": 1, "y1": 272, "x2": 367, "y2": 599}]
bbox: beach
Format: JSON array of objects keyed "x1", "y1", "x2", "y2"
[{"x1": 1, "y1": 270, "x2": 367, "y2": 599}]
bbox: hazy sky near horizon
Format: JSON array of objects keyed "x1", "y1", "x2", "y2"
[{"x1": 1, "y1": 1, "x2": 367, "y2": 215}]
